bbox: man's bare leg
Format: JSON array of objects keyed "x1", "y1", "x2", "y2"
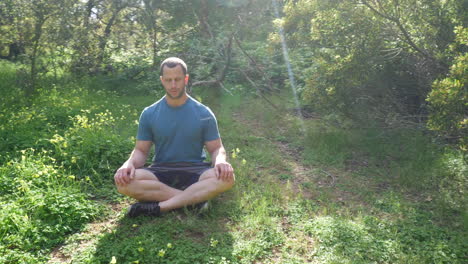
[
  {"x1": 116, "y1": 169, "x2": 182, "y2": 202},
  {"x1": 158, "y1": 168, "x2": 234, "y2": 212}
]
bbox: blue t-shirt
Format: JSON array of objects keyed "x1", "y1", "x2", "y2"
[{"x1": 136, "y1": 96, "x2": 220, "y2": 164}]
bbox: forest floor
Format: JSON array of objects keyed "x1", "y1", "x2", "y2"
[
  {"x1": 0, "y1": 59, "x2": 464, "y2": 263},
  {"x1": 44, "y1": 91, "x2": 466, "y2": 264}
]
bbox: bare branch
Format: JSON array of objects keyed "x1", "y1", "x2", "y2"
[
  {"x1": 240, "y1": 70, "x2": 279, "y2": 110},
  {"x1": 359, "y1": 0, "x2": 439, "y2": 64},
  {"x1": 360, "y1": 0, "x2": 396, "y2": 22},
  {"x1": 191, "y1": 34, "x2": 235, "y2": 89},
  {"x1": 234, "y1": 35, "x2": 278, "y2": 92}
]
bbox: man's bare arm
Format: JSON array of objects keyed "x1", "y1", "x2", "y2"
[
  {"x1": 205, "y1": 138, "x2": 234, "y2": 182},
  {"x1": 114, "y1": 140, "x2": 152, "y2": 186}
]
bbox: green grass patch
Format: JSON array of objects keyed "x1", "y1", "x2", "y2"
[
  {"x1": 0, "y1": 62, "x2": 161, "y2": 262},
  {"x1": 0, "y1": 73, "x2": 466, "y2": 264},
  {"x1": 0, "y1": 150, "x2": 102, "y2": 263}
]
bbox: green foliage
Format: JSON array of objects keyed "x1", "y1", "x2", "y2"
[
  {"x1": 304, "y1": 212, "x2": 464, "y2": 264},
  {"x1": 0, "y1": 81, "x2": 465, "y2": 263},
  {"x1": 225, "y1": 92, "x2": 467, "y2": 264},
  {"x1": 48, "y1": 110, "x2": 133, "y2": 182},
  {"x1": 0, "y1": 150, "x2": 101, "y2": 264},
  {"x1": 278, "y1": 0, "x2": 464, "y2": 128},
  {"x1": 437, "y1": 150, "x2": 468, "y2": 212},
  {"x1": 427, "y1": 26, "x2": 468, "y2": 149},
  {"x1": 0, "y1": 102, "x2": 78, "y2": 160},
  {"x1": 0, "y1": 64, "x2": 145, "y2": 263},
  {"x1": 302, "y1": 122, "x2": 468, "y2": 211},
  {"x1": 303, "y1": 125, "x2": 355, "y2": 167},
  {"x1": 0, "y1": 60, "x2": 24, "y2": 107}
]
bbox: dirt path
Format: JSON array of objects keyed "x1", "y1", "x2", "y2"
[
  {"x1": 231, "y1": 112, "x2": 338, "y2": 198},
  {"x1": 47, "y1": 109, "x2": 358, "y2": 264},
  {"x1": 47, "y1": 202, "x2": 127, "y2": 264}
]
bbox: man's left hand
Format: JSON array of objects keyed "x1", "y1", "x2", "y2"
[{"x1": 214, "y1": 162, "x2": 234, "y2": 182}]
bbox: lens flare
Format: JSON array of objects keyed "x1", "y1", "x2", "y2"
[{"x1": 272, "y1": 0, "x2": 306, "y2": 134}]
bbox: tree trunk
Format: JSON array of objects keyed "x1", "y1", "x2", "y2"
[
  {"x1": 28, "y1": 15, "x2": 46, "y2": 98},
  {"x1": 97, "y1": 6, "x2": 124, "y2": 72}
]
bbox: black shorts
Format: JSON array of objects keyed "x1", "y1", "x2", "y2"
[{"x1": 143, "y1": 162, "x2": 212, "y2": 190}]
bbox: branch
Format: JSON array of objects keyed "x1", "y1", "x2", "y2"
[
  {"x1": 360, "y1": 0, "x2": 396, "y2": 22},
  {"x1": 240, "y1": 69, "x2": 279, "y2": 110},
  {"x1": 234, "y1": 35, "x2": 278, "y2": 92},
  {"x1": 359, "y1": 0, "x2": 439, "y2": 64},
  {"x1": 191, "y1": 80, "x2": 219, "y2": 87},
  {"x1": 191, "y1": 34, "x2": 234, "y2": 89},
  {"x1": 192, "y1": 0, "x2": 214, "y2": 40}
]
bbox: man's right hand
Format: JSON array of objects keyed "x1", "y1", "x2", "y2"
[{"x1": 114, "y1": 163, "x2": 135, "y2": 186}]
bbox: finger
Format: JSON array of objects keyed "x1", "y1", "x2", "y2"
[
  {"x1": 125, "y1": 168, "x2": 132, "y2": 183},
  {"x1": 119, "y1": 170, "x2": 127, "y2": 185},
  {"x1": 116, "y1": 174, "x2": 123, "y2": 186},
  {"x1": 215, "y1": 166, "x2": 220, "y2": 179},
  {"x1": 217, "y1": 165, "x2": 225, "y2": 180},
  {"x1": 130, "y1": 167, "x2": 135, "y2": 180},
  {"x1": 113, "y1": 173, "x2": 118, "y2": 184},
  {"x1": 116, "y1": 171, "x2": 122, "y2": 184},
  {"x1": 118, "y1": 171, "x2": 126, "y2": 185},
  {"x1": 220, "y1": 165, "x2": 229, "y2": 179},
  {"x1": 116, "y1": 171, "x2": 123, "y2": 185},
  {"x1": 227, "y1": 168, "x2": 234, "y2": 182},
  {"x1": 119, "y1": 173, "x2": 126, "y2": 185}
]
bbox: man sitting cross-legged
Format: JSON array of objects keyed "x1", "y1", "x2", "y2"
[{"x1": 114, "y1": 57, "x2": 235, "y2": 217}]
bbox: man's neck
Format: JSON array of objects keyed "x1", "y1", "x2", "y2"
[{"x1": 165, "y1": 93, "x2": 189, "y2": 107}]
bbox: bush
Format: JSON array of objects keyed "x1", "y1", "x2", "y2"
[
  {"x1": 427, "y1": 27, "x2": 468, "y2": 149},
  {"x1": 438, "y1": 150, "x2": 468, "y2": 212}
]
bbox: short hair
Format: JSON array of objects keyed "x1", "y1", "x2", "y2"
[{"x1": 159, "y1": 57, "x2": 188, "y2": 76}]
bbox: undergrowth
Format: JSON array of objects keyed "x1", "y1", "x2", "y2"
[
  {"x1": 0, "y1": 59, "x2": 466, "y2": 263},
  {"x1": 0, "y1": 60, "x2": 159, "y2": 263}
]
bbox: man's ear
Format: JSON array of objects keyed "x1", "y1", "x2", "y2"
[{"x1": 185, "y1": 74, "x2": 189, "y2": 85}]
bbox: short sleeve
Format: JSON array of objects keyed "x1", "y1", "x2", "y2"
[
  {"x1": 136, "y1": 109, "x2": 153, "y2": 141},
  {"x1": 203, "y1": 109, "x2": 220, "y2": 142}
]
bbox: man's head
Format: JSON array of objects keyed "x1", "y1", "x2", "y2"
[
  {"x1": 159, "y1": 57, "x2": 187, "y2": 76},
  {"x1": 159, "y1": 57, "x2": 189, "y2": 100}
]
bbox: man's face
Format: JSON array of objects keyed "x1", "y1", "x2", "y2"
[{"x1": 160, "y1": 65, "x2": 189, "y2": 100}]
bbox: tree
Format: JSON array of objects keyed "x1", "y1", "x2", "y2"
[
  {"x1": 427, "y1": 26, "x2": 468, "y2": 150},
  {"x1": 278, "y1": 0, "x2": 466, "y2": 126}
]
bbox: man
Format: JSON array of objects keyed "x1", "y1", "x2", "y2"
[{"x1": 114, "y1": 57, "x2": 235, "y2": 217}]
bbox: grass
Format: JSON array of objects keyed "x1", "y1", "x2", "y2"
[{"x1": 0, "y1": 61, "x2": 466, "y2": 263}]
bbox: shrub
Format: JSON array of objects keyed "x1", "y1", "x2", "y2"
[
  {"x1": 427, "y1": 26, "x2": 468, "y2": 150},
  {"x1": 438, "y1": 150, "x2": 468, "y2": 212}
]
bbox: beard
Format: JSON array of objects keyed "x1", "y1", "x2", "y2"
[{"x1": 166, "y1": 86, "x2": 186, "y2": 99}]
